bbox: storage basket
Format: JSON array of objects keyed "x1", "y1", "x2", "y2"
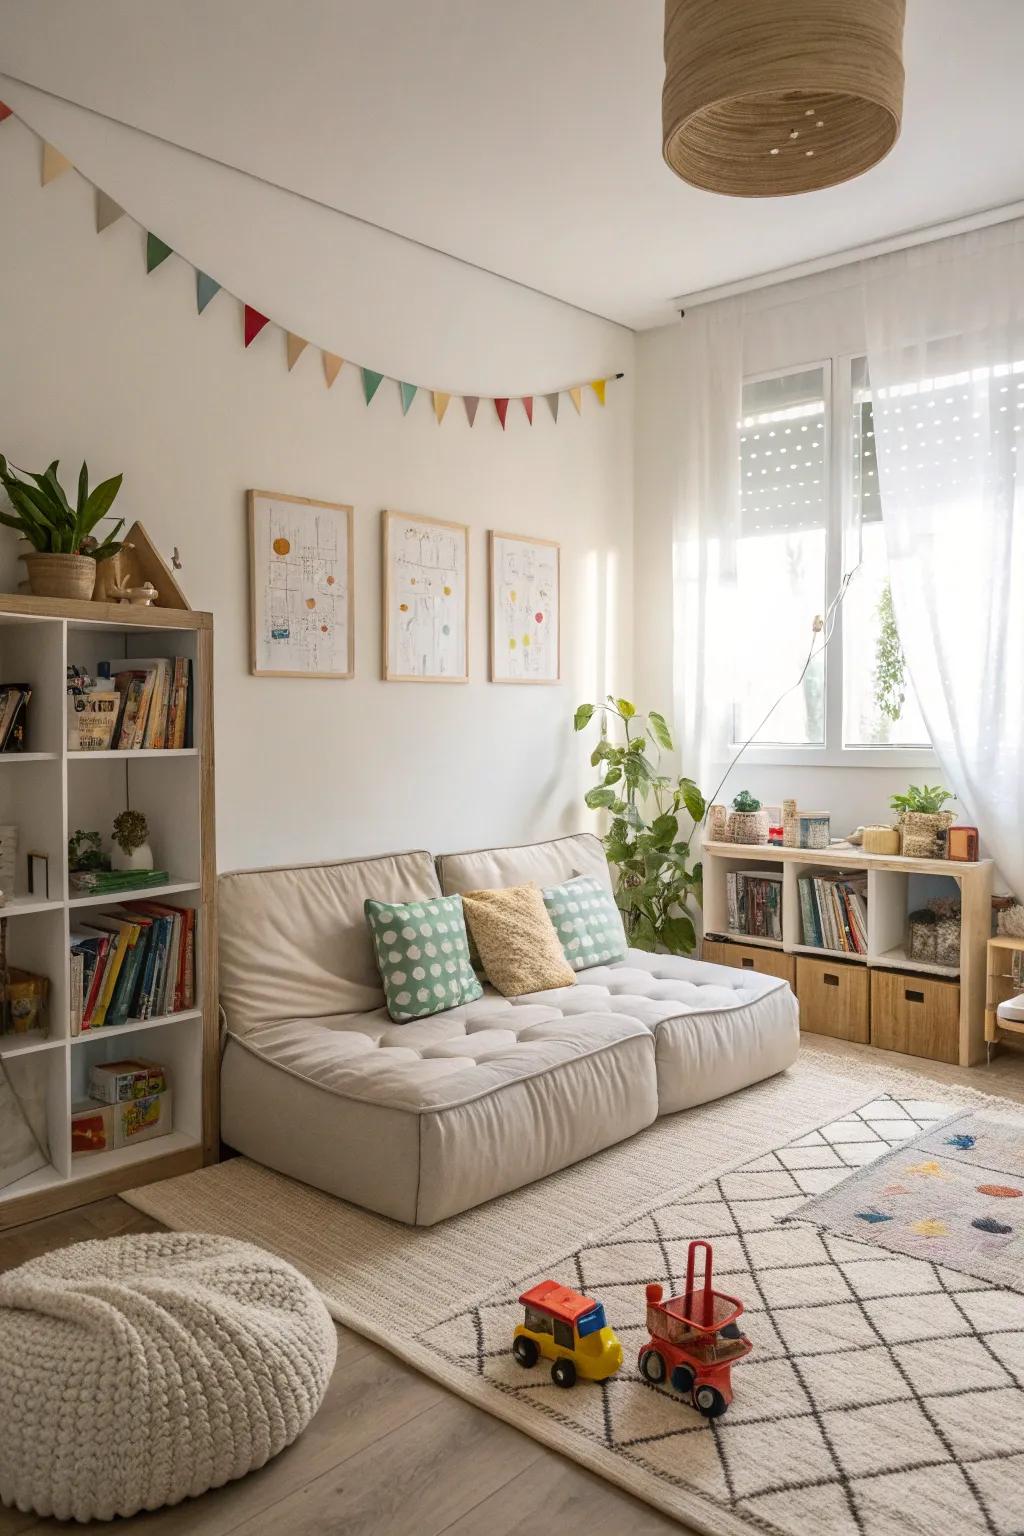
[
  {"x1": 863, "y1": 825, "x2": 901, "y2": 855},
  {"x1": 899, "y1": 811, "x2": 955, "y2": 859},
  {"x1": 727, "y1": 809, "x2": 769, "y2": 845},
  {"x1": 908, "y1": 910, "x2": 937, "y2": 964}
]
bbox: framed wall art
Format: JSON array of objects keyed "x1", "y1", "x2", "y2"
[
  {"x1": 382, "y1": 510, "x2": 469, "y2": 682},
  {"x1": 248, "y1": 490, "x2": 354, "y2": 678},
  {"x1": 488, "y1": 531, "x2": 560, "y2": 683}
]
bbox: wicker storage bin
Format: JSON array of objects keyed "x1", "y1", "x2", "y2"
[
  {"x1": 899, "y1": 811, "x2": 955, "y2": 859},
  {"x1": 727, "y1": 809, "x2": 769, "y2": 845},
  {"x1": 908, "y1": 910, "x2": 937, "y2": 965},
  {"x1": 863, "y1": 825, "x2": 901, "y2": 855},
  {"x1": 934, "y1": 908, "x2": 961, "y2": 967}
]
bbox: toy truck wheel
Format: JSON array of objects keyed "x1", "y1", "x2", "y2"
[
  {"x1": 551, "y1": 1358, "x2": 577, "y2": 1389},
  {"x1": 671, "y1": 1364, "x2": 695, "y2": 1394},
  {"x1": 639, "y1": 1348, "x2": 666, "y2": 1384},
  {"x1": 513, "y1": 1337, "x2": 539, "y2": 1368},
  {"x1": 693, "y1": 1384, "x2": 728, "y2": 1419}
]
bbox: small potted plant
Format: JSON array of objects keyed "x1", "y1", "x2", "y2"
[
  {"x1": 111, "y1": 810, "x2": 154, "y2": 872},
  {"x1": 0, "y1": 456, "x2": 125, "y2": 601},
  {"x1": 889, "y1": 784, "x2": 956, "y2": 859},
  {"x1": 727, "y1": 791, "x2": 769, "y2": 846}
]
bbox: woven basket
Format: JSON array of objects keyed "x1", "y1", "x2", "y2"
[
  {"x1": 862, "y1": 825, "x2": 901, "y2": 855},
  {"x1": 727, "y1": 809, "x2": 769, "y2": 846},
  {"x1": 899, "y1": 811, "x2": 955, "y2": 859},
  {"x1": 25, "y1": 553, "x2": 96, "y2": 601}
]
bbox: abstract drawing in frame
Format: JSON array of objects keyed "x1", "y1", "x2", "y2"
[
  {"x1": 382, "y1": 510, "x2": 469, "y2": 682},
  {"x1": 489, "y1": 531, "x2": 560, "y2": 684},
  {"x1": 248, "y1": 490, "x2": 354, "y2": 678}
]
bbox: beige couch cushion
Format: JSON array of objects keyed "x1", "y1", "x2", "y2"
[
  {"x1": 437, "y1": 833, "x2": 611, "y2": 897},
  {"x1": 219, "y1": 851, "x2": 441, "y2": 1035},
  {"x1": 462, "y1": 883, "x2": 575, "y2": 996}
]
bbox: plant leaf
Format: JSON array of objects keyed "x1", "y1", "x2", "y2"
[
  {"x1": 680, "y1": 779, "x2": 706, "y2": 823},
  {"x1": 616, "y1": 698, "x2": 636, "y2": 719},
  {"x1": 574, "y1": 703, "x2": 596, "y2": 732},
  {"x1": 81, "y1": 473, "x2": 123, "y2": 531},
  {"x1": 649, "y1": 812, "x2": 679, "y2": 849},
  {"x1": 660, "y1": 915, "x2": 696, "y2": 955},
  {"x1": 77, "y1": 461, "x2": 89, "y2": 518},
  {"x1": 585, "y1": 785, "x2": 618, "y2": 810},
  {"x1": 647, "y1": 711, "x2": 673, "y2": 750}
]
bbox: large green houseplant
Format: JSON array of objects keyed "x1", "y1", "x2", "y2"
[
  {"x1": 575, "y1": 697, "x2": 705, "y2": 955},
  {"x1": 0, "y1": 456, "x2": 124, "y2": 600}
]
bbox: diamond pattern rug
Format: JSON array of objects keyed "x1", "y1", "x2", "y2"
[{"x1": 419, "y1": 1094, "x2": 1024, "y2": 1536}]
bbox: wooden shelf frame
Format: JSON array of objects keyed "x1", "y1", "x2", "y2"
[
  {"x1": 0, "y1": 599, "x2": 216, "y2": 1230},
  {"x1": 702, "y1": 840, "x2": 993, "y2": 1067}
]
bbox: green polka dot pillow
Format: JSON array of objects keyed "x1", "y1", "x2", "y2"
[
  {"x1": 542, "y1": 875, "x2": 627, "y2": 971},
  {"x1": 365, "y1": 894, "x2": 483, "y2": 1022}
]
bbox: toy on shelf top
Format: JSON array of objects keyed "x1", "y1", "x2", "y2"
[{"x1": 512, "y1": 1279, "x2": 622, "y2": 1388}]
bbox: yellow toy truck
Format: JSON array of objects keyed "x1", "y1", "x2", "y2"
[{"x1": 512, "y1": 1279, "x2": 623, "y2": 1388}]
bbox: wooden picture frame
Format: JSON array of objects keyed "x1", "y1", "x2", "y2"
[
  {"x1": 248, "y1": 490, "x2": 354, "y2": 679},
  {"x1": 382, "y1": 510, "x2": 469, "y2": 683},
  {"x1": 488, "y1": 531, "x2": 561, "y2": 684}
]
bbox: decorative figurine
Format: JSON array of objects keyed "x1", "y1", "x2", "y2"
[
  {"x1": 114, "y1": 578, "x2": 159, "y2": 607},
  {"x1": 638, "y1": 1240, "x2": 751, "y2": 1418},
  {"x1": 512, "y1": 1280, "x2": 623, "y2": 1388}
]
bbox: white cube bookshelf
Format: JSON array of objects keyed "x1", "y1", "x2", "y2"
[
  {"x1": 703, "y1": 840, "x2": 992, "y2": 1066},
  {"x1": 0, "y1": 594, "x2": 216, "y2": 1230}
]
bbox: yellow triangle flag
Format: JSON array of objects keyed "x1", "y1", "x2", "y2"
[
  {"x1": 590, "y1": 379, "x2": 607, "y2": 406},
  {"x1": 433, "y1": 390, "x2": 451, "y2": 425},
  {"x1": 322, "y1": 352, "x2": 343, "y2": 388},
  {"x1": 41, "y1": 143, "x2": 72, "y2": 186},
  {"x1": 569, "y1": 386, "x2": 582, "y2": 414},
  {"x1": 286, "y1": 334, "x2": 308, "y2": 371}
]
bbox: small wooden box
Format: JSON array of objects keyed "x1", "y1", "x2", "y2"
[
  {"x1": 702, "y1": 938, "x2": 795, "y2": 986},
  {"x1": 871, "y1": 970, "x2": 960, "y2": 1064},
  {"x1": 795, "y1": 956, "x2": 869, "y2": 1043}
]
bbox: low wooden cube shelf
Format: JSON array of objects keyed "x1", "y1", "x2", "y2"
[
  {"x1": 0, "y1": 594, "x2": 217, "y2": 1230},
  {"x1": 701, "y1": 840, "x2": 992, "y2": 1067},
  {"x1": 984, "y1": 935, "x2": 1024, "y2": 1058}
]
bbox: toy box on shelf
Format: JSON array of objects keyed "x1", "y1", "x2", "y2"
[{"x1": 72, "y1": 1058, "x2": 172, "y2": 1157}]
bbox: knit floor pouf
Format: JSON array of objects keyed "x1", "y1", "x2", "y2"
[{"x1": 0, "y1": 1231, "x2": 337, "y2": 1522}]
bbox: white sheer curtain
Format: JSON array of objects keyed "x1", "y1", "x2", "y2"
[{"x1": 863, "y1": 224, "x2": 1024, "y2": 897}]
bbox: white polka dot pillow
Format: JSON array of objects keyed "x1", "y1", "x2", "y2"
[
  {"x1": 365, "y1": 894, "x2": 483, "y2": 1021},
  {"x1": 542, "y1": 874, "x2": 627, "y2": 970}
]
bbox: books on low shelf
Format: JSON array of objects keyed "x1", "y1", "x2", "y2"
[
  {"x1": 69, "y1": 902, "x2": 196, "y2": 1034},
  {"x1": 0, "y1": 683, "x2": 31, "y2": 753},
  {"x1": 66, "y1": 658, "x2": 192, "y2": 751},
  {"x1": 798, "y1": 872, "x2": 868, "y2": 955},
  {"x1": 726, "y1": 870, "x2": 783, "y2": 942}
]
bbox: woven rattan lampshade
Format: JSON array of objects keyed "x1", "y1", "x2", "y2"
[{"x1": 663, "y1": 0, "x2": 906, "y2": 197}]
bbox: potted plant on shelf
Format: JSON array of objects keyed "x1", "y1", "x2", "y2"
[
  {"x1": 0, "y1": 456, "x2": 125, "y2": 601},
  {"x1": 727, "y1": 790, "x2": 769, "y2": 846},
  {"x1": 111, "y1": 810, "x2": 154, "y2": 872},
  {"x1": 889, "y1": 783, "x2": 956, "y2": 859}
]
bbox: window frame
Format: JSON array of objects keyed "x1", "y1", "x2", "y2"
[{"x1": 730, "y1": 351, "x2": 937, "y2": 770}]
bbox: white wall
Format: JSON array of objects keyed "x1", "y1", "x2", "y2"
[{"x1": 0, "y1": 89, "x2": 634, "y2": 872}]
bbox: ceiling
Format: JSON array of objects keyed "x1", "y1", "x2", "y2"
[{"x1": 2, "y1": 0, "x2": 1022, "y2": 330}]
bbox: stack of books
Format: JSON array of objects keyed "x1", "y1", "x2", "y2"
[
  {"x1": 69, "y1": 902, "x2": 196, "y2": 1034},
  {"x1": 726, "y1": 870, "x2": 783, "y2": 941},
  {"x1": 97, "y1": 657, "x2": 192, "y2": 750},
  {"x1": 798, "y1": 872, "x2": 868, "y2": 954},
  {"x1": 0, "y1": 683, "x2": 31, "y2": 752}
]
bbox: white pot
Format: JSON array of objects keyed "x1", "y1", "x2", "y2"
[{"x1": 110, "y1": 841, "x2": 154, "y2": 872}]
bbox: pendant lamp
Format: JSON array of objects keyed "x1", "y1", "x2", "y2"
[{"x1": 662, "y1": 0, "x2": 906, "y2": 197}]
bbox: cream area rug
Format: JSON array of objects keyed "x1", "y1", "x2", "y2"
[{"x1": 123, "y1": 1049, "x2": 1024, "y2": 1536}]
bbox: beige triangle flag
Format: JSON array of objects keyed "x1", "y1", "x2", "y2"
[
  {"x1": 322, "y1": 352, "x2": 343, "y2": 388},
  {"x1": 569, "y1": 386, "x2": 582, "y2": 414},
  {"x1": 286, "y1": 334, "x2": 308, "y2": 372},
  {"x1": 41, "y1": 143, "x2": 72, "y2": 187},
  {"x1": 433, "y1": 390, "x2": 451, "y2": 425},
  {"x1": 95, "y1": 190, "x2": 124, "y2": 232}
]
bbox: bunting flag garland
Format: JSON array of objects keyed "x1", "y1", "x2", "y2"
[
  {"x1": 6, "y1": 101, "x2": 622, "y2": 432},
  {"x1": 286, "y1": 333, "x2": 308, "y2": 371},
  {"x1": 146, "y1": 233, "x2": 173, "y2": 273},
  {"x1": 41, "y1": 142, "x2": 71, "y2": 185},
  {"x1": 95, "y1": 190, "x2": 124, "y2": 232},
  {"x1": 243, "y1": 305, "x2": 270, "y2": 347},
  {"x1": 196, "y1": 271, "x2": 221, "y2": 313},
  {"x1": 362, "y1": 368, "x2": 384, "y2": 405}
]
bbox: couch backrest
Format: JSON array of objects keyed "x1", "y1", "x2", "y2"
[
  {"x1": 219, "y1": 850, "x2": 441, "y2": 1035},
  {"x1": 436, "y1": 832, "x2": 610, "y2": 897}
]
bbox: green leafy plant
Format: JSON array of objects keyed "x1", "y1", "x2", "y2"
[
  {"x1": 731, "y1": 790, "x2": 761, "y2": 813},
  {"x1": 112, "y1": 810, "x2": 149, "y2": 856},
  {"x1": 0, "y1": 455, "x2": 124, "y2": 559},
  {"x1": 873, "y1": 580, "x2": 907, "y2": 724},
  {"x1": 68, "y1": 829, "x2": 107, "y2": 872},
  {"x1": 889, "y1": 784, "x2": 955, "y2": 815},
  {"x1": 574, "y1": 697, "x2": 705, "y2": 955}
]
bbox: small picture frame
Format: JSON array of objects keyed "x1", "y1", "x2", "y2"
[
  {"x1": 945, "y1": 825, "x2": 979, "y2": 862},
  {"x1": 27, "y1": 851, "x2": 49, "y2": 898}
]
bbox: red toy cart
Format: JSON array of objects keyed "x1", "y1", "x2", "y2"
[{"x1": 638, "y1": 1239, "x2": 751, "y2": 1418}]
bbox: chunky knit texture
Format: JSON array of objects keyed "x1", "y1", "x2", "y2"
[{"x1": 0, "y1": 1232, "x2": 337, "y2": 1523}]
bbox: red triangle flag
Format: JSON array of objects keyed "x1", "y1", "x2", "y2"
[
  {"x1": 494, "y1": 398, "x2": 510, "y2": 430},
  {"x1": 243, "y1": 305, "x2": 270, "y2": 348},
  {"x1": 522, "y1": 396, "x2": 534, "y2": 425},
  {"x1": 0, "y1": 103, "x2": 12, "y2": 123}
]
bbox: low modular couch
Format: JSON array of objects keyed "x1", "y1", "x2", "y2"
[{"x1": 219, "y1": 834, "x2": 799, "y2": 1225}]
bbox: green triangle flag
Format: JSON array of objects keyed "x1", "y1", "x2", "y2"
[
  {"x1": 146, "y1": 233, "x2": 173, "y2": 274},
  {"x1": 362, "y1": 368, "x2": 384, "y2": 405},
  {"x1": 196, "y1": 271, "x2": 221, "y2": 314},
  {"x1": 399, "y1": 381, "x2": 418, "y2": 415}
]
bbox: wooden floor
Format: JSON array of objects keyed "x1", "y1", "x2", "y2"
[{"x1": 2, "y1": 1036, "x2": 1023, "y2": 1536}]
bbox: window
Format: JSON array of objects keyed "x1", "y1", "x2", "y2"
[{"x1": 732, "y1": 357, "x2": 931, "y2": 759}]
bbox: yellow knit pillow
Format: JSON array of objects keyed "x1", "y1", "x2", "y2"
[{"x1": 462, "y1": 883, "x2": 576, "y2": 997}]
